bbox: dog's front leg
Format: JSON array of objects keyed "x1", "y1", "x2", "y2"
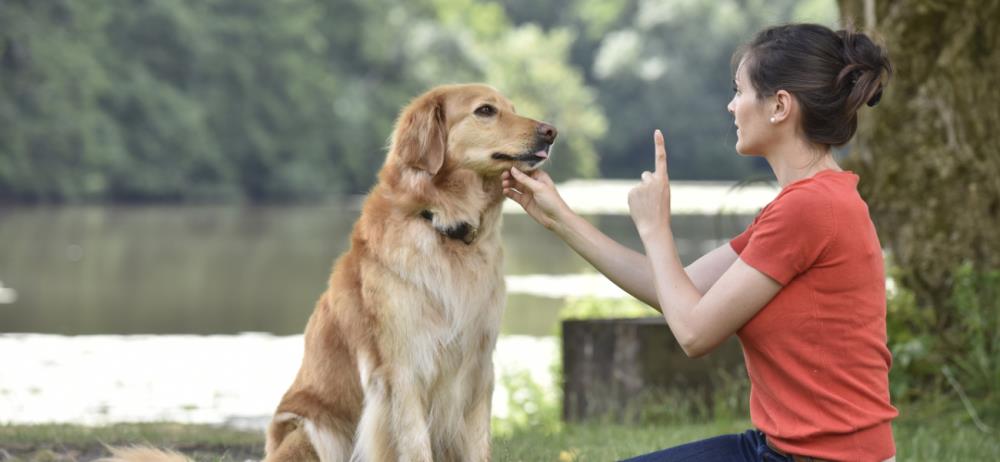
[
  {"x1": 461, "y1": 361, "x2": 495, "y2": 461},
  {"x1": 387, "y1": 372, "x2": 433, "y2": 462},
  {"x1": 352, "y1": 373, "x2": 394, "y2": 462}
]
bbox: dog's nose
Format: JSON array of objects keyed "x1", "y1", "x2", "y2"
[{"x1": 536, "y1": 123, "x2": 558, "y2": 144}]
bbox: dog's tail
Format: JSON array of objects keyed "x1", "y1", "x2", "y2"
[{"x1": 97, "y1": 445, "x2": 194, "y2": 462}]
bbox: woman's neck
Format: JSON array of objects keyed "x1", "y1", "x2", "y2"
[{"x1": 765, "y1": 137, "x2": 842, "y2": 188}]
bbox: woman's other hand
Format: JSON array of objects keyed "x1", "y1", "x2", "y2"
[
  {"x1": 628, "y1": 130, "x2": 672, "y2": 237},
  {"x1": 502, "y1": 167, "x2": 569, "y2": 230}
]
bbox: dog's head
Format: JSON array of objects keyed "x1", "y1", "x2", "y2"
[{"x1": 389, "y1": 84, "x2": 557, "y2": 178}]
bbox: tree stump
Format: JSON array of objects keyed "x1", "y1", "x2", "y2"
[{"x1": 562, "y1": 317, "x2": 744, "y2": 423}]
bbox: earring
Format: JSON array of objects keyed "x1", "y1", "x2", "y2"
[{"x1": 769, "y1": 117, "x2": 776, "y2": 123}]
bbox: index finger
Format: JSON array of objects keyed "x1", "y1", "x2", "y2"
[
  {"x1": 654, "y1": 129, "x2": 667, "y2": 177},
  {"x1": 509, "y1": 167, "x2": 544, "y2": 191}
]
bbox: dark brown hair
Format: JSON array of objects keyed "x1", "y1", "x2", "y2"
[{"x1": 733, "y1": 23, "x2": 892, "y2": 147}]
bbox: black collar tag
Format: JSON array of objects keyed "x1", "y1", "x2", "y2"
[{"x1": 420, "y1": 210, "x2": 477, "y2": 245}]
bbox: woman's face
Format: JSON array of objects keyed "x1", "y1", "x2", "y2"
[{"x1": 727, "y1": 60, "x2": 774, "y2": 156}]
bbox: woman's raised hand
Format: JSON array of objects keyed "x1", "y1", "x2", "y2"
[
  {"x1": 628, "y1": 130, "x2": 672, "y2": 237},
  {"x1": 502, "y1": 167, "x2": 569, "y2": 230}
]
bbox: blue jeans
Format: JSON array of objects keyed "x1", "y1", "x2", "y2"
[{"x1": 620, "y1": 429, "x2": 794, "y2": 462}]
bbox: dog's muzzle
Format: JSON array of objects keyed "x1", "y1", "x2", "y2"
[{"x1": 490, "y1": 136, "x2": 554, "y2": 167}]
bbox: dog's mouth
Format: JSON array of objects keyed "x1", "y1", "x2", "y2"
[{"x1": 490, "y1": 144, "x2": 551, "y2": 167}]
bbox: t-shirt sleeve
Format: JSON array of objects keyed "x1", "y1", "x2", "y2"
[
  {"x1": 738, "y1": 190, "x2": 836, "y2": 285},
  {"x1": 729, "y1": 222, "x2": 754, "y2": 254}
]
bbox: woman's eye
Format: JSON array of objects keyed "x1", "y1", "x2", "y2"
[
  {"x1": 732, "y1": 86, "x2": 739, "y2": 94},
  {"x1": 475, "y1": 105, "x2": 497, "y2": 117}
]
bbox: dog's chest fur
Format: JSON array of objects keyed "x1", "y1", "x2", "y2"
[
  {"x1": 374, "y1": 199, "x2": 505, "y2": 353},
  {"x1": 359, "y1": 176, "x2": 506, "y2": 430}
]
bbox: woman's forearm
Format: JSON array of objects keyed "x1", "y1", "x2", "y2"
[
  {"x1": 642, "y1": 230, "x2": 703, "y2": 351},
  {"x1": 552, "y1": 211, "x2": 662, "y2": 310},
  {"x1": 549, "y1": 209, "x2": 739, "y2": 313}
]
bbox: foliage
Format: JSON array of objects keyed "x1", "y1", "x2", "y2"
[
  {"x1": 947, "y1": 265, "x2": 1000, "y2": 415},
  {"x1": 558, "y1": 295, "x2": 652, "y2": 321},
  {"x1": 0, "y1": 0, "x2": 607, "y2": 202},
  {"x1": 493, "y1": 368, "x2": 562, "y2": 437},
  {"x1": 888, "y1": 262, "x2": 1000, "y2": 422},
  {"x1": 0, "y1": 0, "x2": 842, "y2": 202},
  {"x1": 884, "y1": 265, "x2": 939, "y2": 403},
  {"x1": 0, "y1": 0, "x2": 343, "y2": 202}
]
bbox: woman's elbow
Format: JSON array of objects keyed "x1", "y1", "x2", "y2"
[
  {"x1": 668, "y1": 316, "x2": 717, "y2": 358},
  {"x1": 675, "y1": 332, "x2": 703, "y2": 358},
  {"x1": 679, "y1": 340, "x2": 711, "y2": 358},
  {"x1": 677, "y1": 333, "x2": 717, "y2": 358}
]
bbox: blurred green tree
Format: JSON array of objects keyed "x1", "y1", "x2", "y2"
[
  {"x1": 0, "y1": 1, "x2": 126, "y2": 201},
  {"x1": 0, "y1": 0, "x2": 607, "y2": 201}
]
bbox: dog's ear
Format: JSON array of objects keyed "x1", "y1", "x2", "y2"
[{"x1": 392, "y1": 93, "x2": 447, "y2": 176}]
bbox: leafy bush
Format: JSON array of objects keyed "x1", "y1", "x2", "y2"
[
  {"x1": 493, "y1": 368, "x2": 562, "y2": 437},
  {"x1": 887, "y1": 263, "x2": 1000, "y2": 423},
  {"x1": 557, "y1": 295, "x2": 651, "y2": 322}
]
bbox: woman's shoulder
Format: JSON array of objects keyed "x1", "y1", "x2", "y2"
[
  {"x1": 756, "y1": 171, "x2": 865, "y2": 234},
  {"x1": 774, "y1": 170, "x2": 861, "y2": 211},
  {"x1": 768, "y1": 182, "x2": 831, "y2": 215}
]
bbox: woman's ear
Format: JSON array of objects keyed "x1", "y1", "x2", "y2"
[
  {"x1": 391, "y1": 93, "x2": 447, "y2": 176},
  {"x1": 772, "y1": 90, "x2": 793, "y2": 124}
]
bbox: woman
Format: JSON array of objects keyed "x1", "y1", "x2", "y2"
[{"x1": 502, "y1": 24, "x2": 897, "y2": 462}]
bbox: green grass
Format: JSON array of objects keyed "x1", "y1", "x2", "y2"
[
  {"x1": 1, "y1": 413, "x2": 997, "y2": 461},
  {"x1": 494, "y1": 420, "x2": 752, "y2": 461},
  {"x1": 0, "y1": 423, "x2": 261, "y2": 462},
  {"x1": 495, "y1": 416, "x2": 1000, "y2": 461}
]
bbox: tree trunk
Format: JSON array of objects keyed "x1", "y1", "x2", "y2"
[
  {"x1": 561, "y1": 317, "x2": 744, "y2": 423},
  {"x1": 838, "y1": 0, "x2": 1000, "y2": 320}
]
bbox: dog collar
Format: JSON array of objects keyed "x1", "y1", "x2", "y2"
[{"x1": 420, "y1": 210, "x2": 478, "y2": 245}]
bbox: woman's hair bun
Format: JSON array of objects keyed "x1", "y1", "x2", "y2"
[{"x1": 837, "y1": 29, "x2": 892, "y2": 111}]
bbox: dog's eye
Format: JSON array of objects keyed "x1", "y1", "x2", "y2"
[{"x1": 474, "y1": 104, "x2": 497, "y2": 117}]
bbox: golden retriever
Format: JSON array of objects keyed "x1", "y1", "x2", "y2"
[{"x1": 100, "y1": 83, "x2": 556, "y2": 462}]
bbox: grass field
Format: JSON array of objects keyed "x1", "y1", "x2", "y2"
[{"x1": 1, "y1": 411, "x2": 997, "y2": 461}]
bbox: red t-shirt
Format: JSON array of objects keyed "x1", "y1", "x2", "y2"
[{"x1": 730, "y1": 170, "x2": 898, "y2": 461}]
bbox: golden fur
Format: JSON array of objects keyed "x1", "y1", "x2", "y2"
[{"x1": 99, "y1": 84, "x2": 556, "y2": 462}]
